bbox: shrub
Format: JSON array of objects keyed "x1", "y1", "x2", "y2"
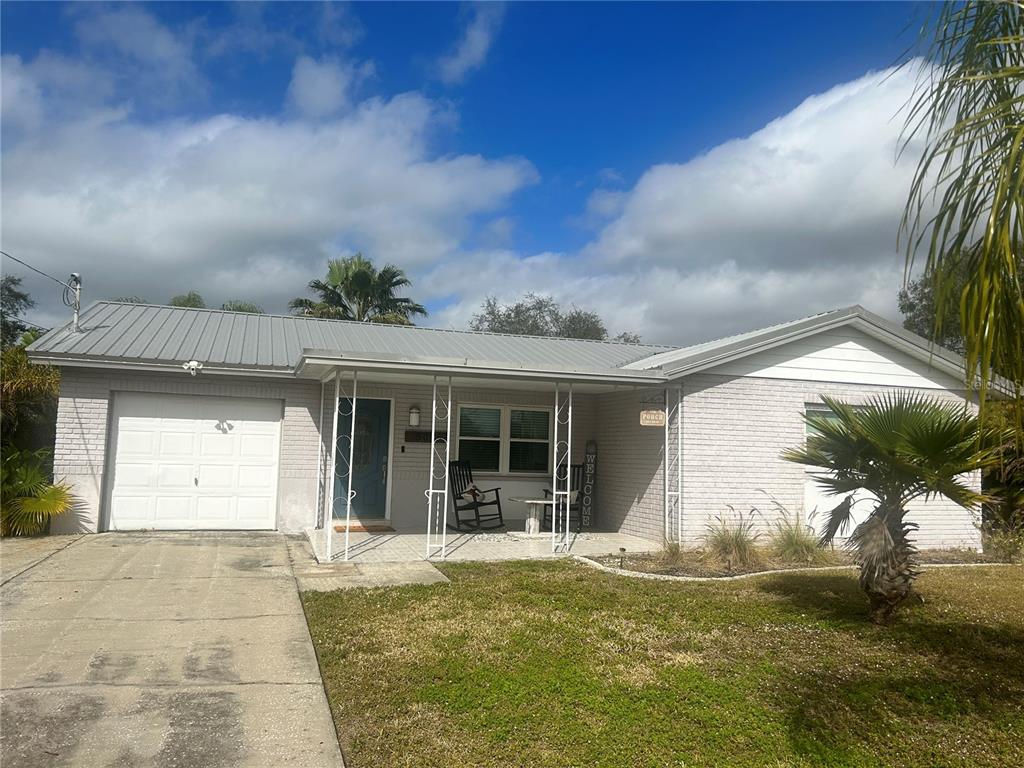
[
  {"x1": 704, "y1": 506, "x2": 762, "y2": 571},
  {"x1": 982, "y1": 517, "x2": 1024, "y2": 563},
  {"x1": 1, "y1": 447, "x2": 74, "y2": 536}
]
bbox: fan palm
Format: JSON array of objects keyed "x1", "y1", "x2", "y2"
[
  {"x1": 782, "y1": 392, "x2": 1006, "y2": 623},
  {"x1": 289, "y1": 254, "x2": 427, "y2": 325},
  {"x1": 1, "y1": 447, "x2": 74, "y2": 536}
]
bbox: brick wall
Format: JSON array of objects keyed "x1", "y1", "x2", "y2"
[
  {"x1": 675, "y1": 374, "x2": 981, "y2": 549},
  {"x1": 591, "y1": 375, "x2": 982, "y2": 550},
  {"x1": 592, "y1": 389, "x2": 664, "y2": 541}
]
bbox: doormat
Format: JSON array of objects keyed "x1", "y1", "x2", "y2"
[{"x1": 334, "y1": 523, "x2": 396, "y2": 533}]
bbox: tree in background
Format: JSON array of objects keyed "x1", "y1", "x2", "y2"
[
  {"x1": 898, "y1": 267, "x2": 966, "y2": 354},
  {"x1": 898, "y1": 257, "x2": 1024, "y2": 548},
  {"x1": 110, "y1": 296, "x2": 263, "y2": 312},
  {"x1": 902, "y1": 1, "x2": 1024, "y2": 407},
  {"x1": 220, "y1": 300, "x2": 264, "y2": 314},
  {"x1": 290, "y1": 254, "x2": 427, "y2": 324},
  {"x1": 1, "y1": 275, "x2": 34, "y2": 348},
  {"x1": 168, "y1": 291, "x2": 206, "y2": 308},
  {"x1": 470, "y1": 293, "x2": 641, "y2": 343}
]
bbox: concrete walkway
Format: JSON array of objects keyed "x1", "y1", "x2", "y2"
[
  {"x1": 286, "y1": 536, "x2": 449, "y2": 592},
  {"x1": 0, "y1": 532, "x2": 344, "y2": 768}
]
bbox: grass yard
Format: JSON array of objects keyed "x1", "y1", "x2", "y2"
[{"x1": 302, "y1": 561, "x2": 1024, "y2": 768}]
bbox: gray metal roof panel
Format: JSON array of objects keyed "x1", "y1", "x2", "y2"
[{"x1": 27, "y1": 301, "x2": 674, "y2": 373}]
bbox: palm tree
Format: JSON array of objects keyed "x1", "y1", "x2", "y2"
[
  {"x1": 782, "y1": 392, "x2": 1006, "y2": 623},
  {"x1": 902, "y1": 1, "x2": 1024, "y2": 408},
  {"x1": 289, "y1": 254, "x2": 427, "y2": 324},
  {"x1": 1, "y1": 447, "x2": 74, "y2": 536}
]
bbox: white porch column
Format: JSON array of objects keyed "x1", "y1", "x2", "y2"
[
  {"x1": 551, "y1": 382, "x2": 573, "y2": 553},
  {"x1": 343, "y1": 371, "x2": 359, "y2": 561},
  {"x1": 425, "y1": 376, "x2": 452, "y2": 560},
  {"x1": 324, "y1": 371, "x2": 341, "y2": 562},
  {"x1": 313, "y1": 378, "x2": 325, "y2": 529},
  {"x1": 663, "y1": 385, "x2": 683, "y2": 544}
]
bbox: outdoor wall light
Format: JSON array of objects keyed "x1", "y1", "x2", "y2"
[{"x1": 408, "y1": 405, "x2": 421, "y2": 427}]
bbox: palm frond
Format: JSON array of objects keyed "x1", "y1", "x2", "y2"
[
  {"x1": 901, "y1": 0, "x2": 1024, "y2": 408},
  {"x1": 818, "y1": 494, "x2": 856, "y2": 547}
]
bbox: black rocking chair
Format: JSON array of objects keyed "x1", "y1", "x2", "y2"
[
  {"x1": 543, "y1": 463, "x2": 584, "y2": 533},
  {"x1": 448, "y1": 460, "x2": 505, "y2": 531}
]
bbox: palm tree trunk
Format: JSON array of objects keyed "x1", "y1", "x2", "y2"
[{"x1": 858, "y1": 533, "x2": 919, "y2": 624}]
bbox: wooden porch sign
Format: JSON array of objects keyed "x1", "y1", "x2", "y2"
[
  {"x1": 640, "y1": 409, "x2": 666, "y2": 427},
  {"x1": 580, "y1": 440, "x2": 597, "y2": 530}
]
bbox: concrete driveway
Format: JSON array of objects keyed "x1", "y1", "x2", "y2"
[{"x1": 0, "y1": 532, "x2": 345, "y2": 768}]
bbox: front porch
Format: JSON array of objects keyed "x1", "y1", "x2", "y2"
[
  {"x1": 305, "y1": 527, "x2": 659, "y2": 564},
  {"x1": 299, "y1": 354, "x2": 681, "y2": 563}
]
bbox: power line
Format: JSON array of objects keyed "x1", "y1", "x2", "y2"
[
  {"x1": 8, "y1": 316, "x2": 48, "y2": 331},
  {"x1": 0, "y1": 250, "x2": 73, "y2": 289}
]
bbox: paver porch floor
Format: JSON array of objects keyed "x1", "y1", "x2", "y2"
[{"x1": 306, "y1": 527, "x2": 659, "y2": 564}]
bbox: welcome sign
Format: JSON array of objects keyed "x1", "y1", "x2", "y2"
[{"x1": 580, "y1": 440, "x2": 597, "y2": 530}]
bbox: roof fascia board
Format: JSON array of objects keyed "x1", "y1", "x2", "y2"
[
  {"x1": 26, "y1": 354, "x2": 295, "y2": 379},
  {"x1": 298, "y1": 353, "x2": 665, "y2": 384}
]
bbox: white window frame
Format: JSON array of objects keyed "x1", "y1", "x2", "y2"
[{"x1": 455, "y1": 404, "x2": 553, "y2": 476}]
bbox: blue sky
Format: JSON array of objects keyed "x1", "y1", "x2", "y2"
[{"x1": 1, "y1": 1, "x2": 927, "y2": 343}]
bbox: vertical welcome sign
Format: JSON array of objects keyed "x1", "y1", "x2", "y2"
[{"x1": 580, "y1": 440, "x2": 597, "y2": 530}]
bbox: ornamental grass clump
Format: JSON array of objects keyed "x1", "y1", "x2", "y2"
[
  {"x1": 703, "y1": 506, "x2": 762, "y2": 571},
  {"x1": 761, "y1": 496, "x2": 833, "y2": 565}
]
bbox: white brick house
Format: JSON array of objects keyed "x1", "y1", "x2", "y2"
[{"x1": 28, "y1": 302, "x2": 982, "y2": 553}]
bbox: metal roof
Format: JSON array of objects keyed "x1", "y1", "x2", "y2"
[
  {"x1": 27, "y1": 301, "x2": 674, "y2": 376},
  {"x1": 28, "y1": 301, "x2": 969, "y2": 386}
]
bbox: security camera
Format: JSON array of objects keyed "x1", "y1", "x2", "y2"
[{"x1": 182, "y1": 360, "x2": 203, "y2": 376}]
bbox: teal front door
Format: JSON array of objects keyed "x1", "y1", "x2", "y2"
[{"x1": 334, "y1": 398, "x2": 391, "y2": 519}]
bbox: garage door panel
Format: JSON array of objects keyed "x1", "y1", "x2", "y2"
[
  {"x1": 236, "y1": 498, "x2": 273, "y2": 521},
  {"x1": 198, "y1": 464, "x2": 235, "y2": 489},
  {"x1": 239, "y1": 434, "x2": 276, "y2": 459},
  {"x1": 116, "y1": 431, "x2": 158, "y2": 456},
  {"x1": 155, "y1": 496, "x2": 191, "y2": 521},
  {"x1": 237, "y1": 466, "x2": 273, "y2": 489},
  {"x1": 196, "y1": 497, "x2": 233, "y2": 520},
  {"x1": 199, "y1": 432, "x2": 235, "y2": 457},
  {"x1": 157, "y1": 464, "x2": 193, "y2": 490},
  {"x1": 115, "y1": 463, "x2": 154, "y2": 489},
  {"x1": 109, "y1": 393, "x2": 280, "y2": 531},
  {"x1": 158, "y1": 431, "x2": 195, "y2": 456},
  {"x1": 110, "y1": 496, "x2": 154, "y2": 526}
]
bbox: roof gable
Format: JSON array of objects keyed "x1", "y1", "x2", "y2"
[{"x1": 624, "y1": 305, "x2": 968, "y2": 383}]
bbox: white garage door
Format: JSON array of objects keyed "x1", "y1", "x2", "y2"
[{"x1": 108, "y1": 392, "x2": 282, "y2": 530}]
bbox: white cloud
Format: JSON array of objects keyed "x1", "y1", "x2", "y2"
[
  {"x1": 589, "y1": 67, "x2": 920, "y2": 273},
  {"x1": 422, "y1": 65, "x2": 930, "y2": 344},
  {"x1": 2, "y1": 8, "x2": 930, "y2": 351},
  {"x1": 437, "y1": 3, "x2": 505, "y2": 85},
  {"x1": 1, "y1": 63, "x2": 536, "y2": 326},
  {"x1": 71, "y1": 5, "x2": 204, "y2": 104},
  {"x1": 286, "y1": 56, "x2": 374, "y2": 118}
]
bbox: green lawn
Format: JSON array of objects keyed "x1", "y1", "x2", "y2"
[{"x1": 302, "y1": 562, "x2": 1024, "y2": 768}]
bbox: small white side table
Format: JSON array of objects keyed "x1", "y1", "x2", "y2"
[{"x1": 509, "y1": 498, "x2": 553, "y2": 534}]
